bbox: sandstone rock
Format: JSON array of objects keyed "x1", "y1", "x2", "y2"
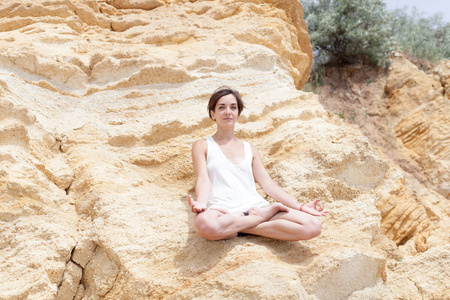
[
  {"x1": 108, "y1": 0, "x2": 164, "y2": 11},
  {"x1": 386, "y1": 244, "x2": 450, "y2": 299},
  {"x1": 37, "y1": 157, "x2": 75, "y2": 190},
  {"x1": 386, "y1": 57, "x2": 450, "y2": 200},
  {"x1": 71, "y1": 237, "x2": 97, "y2": 268},
  {"x1": 0, "y1": 1, "x2": 448, "y2": 299},
  {"x1": 82, "y1": 247, "x2": 120, "y2": 298},
  {"x1": 55, "y1": 261, "x2": 83, "y2": 300},
  {"x1": 299, "y1": 248, "x2": 386, "y2": 299},
  {"x1": 433, "y1": 59, "x2": 450, "y2": 98}
]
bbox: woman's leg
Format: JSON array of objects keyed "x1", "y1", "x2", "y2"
[
  {"x1": 239, "y1": 208, "x2": 323, "y2": 241},
  {"x1": 193, "y1": 203, "x2": 288, "y2": 240}
]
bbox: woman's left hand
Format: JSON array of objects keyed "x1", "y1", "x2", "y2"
[
  {"x1": 188, "y1": 195, "x2": 207, "y2": 213},
  {"x1": 300, "y1": 199, "x2": 329, "y2": 216}
]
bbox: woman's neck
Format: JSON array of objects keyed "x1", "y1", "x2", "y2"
[{"x1": 213, "y1": 127, "x2": 236, "y2": 141}]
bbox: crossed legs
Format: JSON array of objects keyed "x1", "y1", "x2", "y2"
[
  {"x1": 193, "y1": 203, "x2": 322, "y2": 241},
  {"x1": 239, "y1": 208, "x2": 322, "y2": 241}
]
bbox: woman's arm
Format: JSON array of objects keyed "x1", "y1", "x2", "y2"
[
  {"x1": 251, "y1": 144, "x2": 328, "y2": 216},
  {"x1": 251, "y1": 144, "x2": 301, "y2": 209},
  {"x1": 190, "y1": 139, "x2": 211, "y2": 213}
]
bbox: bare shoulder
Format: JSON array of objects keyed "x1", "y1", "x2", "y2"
[
  {"x1": 192, "y1": 139, "x2": 207, "y2": 153},
  {"x1": 249, "y1": 143, "x2": 261, "y2": 156},
  {"x1": 248, "y1": 143, "x2": 264, "y2": 164}
]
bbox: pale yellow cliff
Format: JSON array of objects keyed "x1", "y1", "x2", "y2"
[
  {"x1": 386, "y1": 56, "x2": 450, "y2": 200},
  {"x1": 0, "y1": 1, "x2": 448, "y2": 299}
]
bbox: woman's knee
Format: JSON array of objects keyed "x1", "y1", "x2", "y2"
[
  {"x1": 306, "y1": 217, "x2": 322, "y2": 239},
  {"x1": 193, "y1": 214, "x2": 221, "y2": 240}
]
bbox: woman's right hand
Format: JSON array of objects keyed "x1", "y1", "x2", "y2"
[{"x1": 188, "y1": 195, "x2": 207, "y2": 213}]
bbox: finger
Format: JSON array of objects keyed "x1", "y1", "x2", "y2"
[
  {"x1": 313, "y1": 199, "x2": 321, "y2": 206},
  {"x1": 315, "y1": 200, "x2": 323, "y2": 210},
  {"x1": 196, "y1": 207, "x2": 206, "y2": 213},
  {"x1": 277, "y1": 203, "x2": 289, "y2": 212},
  {"x1": 188, "y1": 195, "x2": 195, "y2": 206},
  {"x1": 188, "y1": 196, "x2": 195, "y2": 213}
]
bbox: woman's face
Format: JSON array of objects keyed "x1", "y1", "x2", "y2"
[{"x1": 210, "y1": 94, "x2": 239, "y2": 125}]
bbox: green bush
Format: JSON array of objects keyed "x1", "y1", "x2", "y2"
[
  {"x1": 302, "y1": 0, "x2": 450, "y2": 71},
  {"x1": 302, "y1": 0, "x2": 393, "y2": 66},
  {"x1": 390, "y1": 7, "x2": 450, "y2": 62}
]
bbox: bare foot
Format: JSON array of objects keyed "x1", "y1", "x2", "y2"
[{"x1": 248, "y1": 203, "x2": 288, "y2": 221}]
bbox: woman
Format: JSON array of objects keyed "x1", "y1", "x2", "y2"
[{"x1": 188, "y1": 86, "x2": 328, "y2": 241}]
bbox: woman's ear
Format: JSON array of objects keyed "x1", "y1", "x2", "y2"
[{"x1": 210, "y1": 110, "x2": 216, "y2": 121}]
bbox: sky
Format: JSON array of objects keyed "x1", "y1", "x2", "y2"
[{"x1": 383, "y1": 0, "x2": 450, "y2": 23}]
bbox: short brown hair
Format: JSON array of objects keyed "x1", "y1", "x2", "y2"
[{"x1": 208, "y1": 86, "x2": 245, "y2": 119}]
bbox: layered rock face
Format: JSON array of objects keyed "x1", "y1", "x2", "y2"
[
  {"x1": 0, "y1": 1, "x2": 448, "y2": 299},
  {"x1": 386, "y1": 56, "x2": 450, "y2": 200}
]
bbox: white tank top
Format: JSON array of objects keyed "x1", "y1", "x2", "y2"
[{"x1": 206, "y1": 137, "x2": 269, "y2": 213}]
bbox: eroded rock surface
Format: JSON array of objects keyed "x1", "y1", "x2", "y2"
[
  {"x1": 0, "y1": 1, "x2": 448, "y2": 299},
  {"x1": 386, "y1": 56, "x2": 450, "y2": 200}
]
